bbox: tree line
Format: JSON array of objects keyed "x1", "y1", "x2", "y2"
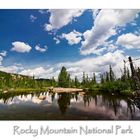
[{"x1": 1, "y1": 59, "x2": 140, "y2": 93}]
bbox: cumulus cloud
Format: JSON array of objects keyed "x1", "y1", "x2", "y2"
[
  {"x1": 53, "y1": 37, "x2": 60, "y2": 44},
  {"x1": 0, "y1": 56, "x2": 3, "y2": 65},
  {"x1": 35, "y1": 45, "x2": 48, "y2": 53},
  {"x1": 56, "y1": 50, "x2": 126, "y2": 79},
  {"x1": 20, "y1": 67, "x2": 56, "y2": 78},
  {"x1": 0, "y1": 49, "x2": 128, "y2": 81},
  {"x1": 38, "y1": 9, "x2": 48, "y2": 14},
  {"x1": 92, "y1": 9, "x2": 100, "y2": 19},
  {"x1": 20, "y1": 67, "x2": 47, "y2": 77},
  {"x1": 80, "y1": 9, "x2": 139, "y2": 55},
  {"x1": 30, "y1": 15, "x2": 37, "y2": 22},
  {"x1": 19, "y1": 50, "x2": 125, "y2": 80},
  {"x1": 117, "y1": 33, "x2": 140, "y2": 49},
  {"x1": 44, "y1": 24, "x2": 53, "y2": 31},
  {"x1": 0, "y1": 50, "x2": 7, "y2": 57},
  {"x1": 11, "y1": 41, "x2": 32, "y2": 53},
  {"x1": 45, "y1": 9, "x2": 85, "y2": 31},
  {"x1": 61, "y1": 30, "x2": 82, "y2": 45},
  {"x1": 0, "y1": 51, "x2": 7, "y2": 65},
  {"x1": 0, "y1": 65, "x2": 24, "y2": 73}
]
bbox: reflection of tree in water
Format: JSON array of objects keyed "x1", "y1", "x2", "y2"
[
  {"x1": 83, "y1": 91, "x2": 102, "y2": 107},
  {"x1": 83, "y1": 92, "x2": 122, "y2": 116},
  {"x1": 51, "y1": 93, "x2": 55, "y2": 102},
  {"x1": 94, "y1": 95, "x2": 98, "y2": 106},
  {"x1": 126, "y1": 98, "x2": 136, "y2": 119},
  {"x1": 134, "y1": 97, "x2": 140, "y2": 109},
  {"x1": 83, "y1": 94, "x2": 92, "y2": 107},
  {"x1": 74, "y1": 92, "x2": 78, "y2": 101},
  {"x1": 125, "y1": 96, "x2": 140, "y2": 119},
  {"x1": 56, "y1": 91, "x2": 140, "y2": 118},
  {"x1": 57, "y1": 93, "x2": 71, "y2": 115},
  {"x1": 102, "y1": 95, "x2": 121, "y2": 116},
  {"x1": 0, "y1": 92, "x2": 35, "y2": 104},
  {"x1": 0, "y1": 93, "x2": 14, "y2": 104}
]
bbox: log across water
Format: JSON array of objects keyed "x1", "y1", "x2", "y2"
[{"x1": 48, "y1": 87, "x2": 83, "y2": 93}]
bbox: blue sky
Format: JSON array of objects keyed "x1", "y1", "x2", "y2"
[{"x1": 0, "y1": 9, "x2": 140, "y2": 79}]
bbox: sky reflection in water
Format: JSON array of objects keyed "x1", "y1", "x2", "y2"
[{"x1": 0, "y1": 92, "x2": 140, "y2": 120}]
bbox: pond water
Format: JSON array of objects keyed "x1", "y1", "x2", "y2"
[{"x1": 0, "y1": 91, "x2": 140, "y2": 120}]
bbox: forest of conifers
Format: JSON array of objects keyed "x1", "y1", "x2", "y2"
[{"x1": 0, "y1": 57, "x2": 140, "y2": 95}]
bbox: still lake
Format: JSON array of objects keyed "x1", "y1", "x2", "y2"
[{"x1": 0, "y1": 91, "x2": 140, "y2": 120}]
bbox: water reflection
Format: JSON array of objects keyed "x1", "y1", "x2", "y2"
[
  {"x1": 58, "y1": 93, "x2": 71, "y2": 114},
  {"x1": 0, "y1": 91, "x2": 140, "y2": 120}
]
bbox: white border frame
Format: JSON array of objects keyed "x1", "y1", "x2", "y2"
[{"x1": 0, "y1": 0, "x2": 140, "y2": 9}]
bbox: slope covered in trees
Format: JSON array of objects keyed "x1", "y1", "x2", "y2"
[
  {"x1": 1, "y1": 57, "x2": 140, "y2": 95},
  {"x1": 0, "y1": 70, "x2": 55, "y2": 91}
]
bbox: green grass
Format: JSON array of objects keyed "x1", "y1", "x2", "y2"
[{"x1": 0, "y1": 87, "x2": 48, "y2": 95}]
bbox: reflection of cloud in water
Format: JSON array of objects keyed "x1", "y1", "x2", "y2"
[
  {"x1": 70, "y1": 95, "x2": 83, "y2": 103},
  {"x1": 0, "y1": 94, "x2": 53, "y2": 105},
  {"x1": 70, "y1": 98, "x2": 129, "y2": 120},
  {"x1": 0, "y1": 92, "x2": 140, "y2": 120}
]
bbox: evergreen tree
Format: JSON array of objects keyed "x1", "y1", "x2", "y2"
[
  {"x1": 100, "y1": 74, "x2": 104, "y2": 84},
  {"x1": 74, "y1": 76, "x2": 79, "y2": 87},
  {"x1": 127, "y1": 68, "x2": 130, "y2": 79},
  {"x1": 82, "y1": 72, "x2": 86, "y2": 87},
  {"x1": 67, "y1": 74, "x2": 71, "y2": 87},
  {"x1": 51, "y1": 77, "x2": 56, "y2": 86},
  {"x1": 121, "y1": 62, "x2": 127, "y2": 81},
  {"x1": 109, "y1": 65, "x2": 115, "y2": 82},
  {"x1": 106, "y1": 72, "x2": 109, "y2": 82},
  {"x1": 58, "y1": 66, "x2": 70, "y2": 87},
  {"x1": 85, "y1": 74, "x2": 89, "y2": 86},
  {"x1": 91, "y1": 73, "x2": 96, "y2": 84}
]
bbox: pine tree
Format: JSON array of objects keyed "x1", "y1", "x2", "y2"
[
  {"x1": 109, "y1": 65, "x2": 115, "y2": 82},
  {"x1": 100, "y1": 74, "x2": 104, "y2": 84},
  {"x1": 82, "y1": 72, "x2": 86, "y2": 86},
  {"x1": 51, "y1": 77, "x2": 56, "y2": 86},
  {"x1": 91, "y1": 73, "x2": 96, "y2": 84},
  {"x1": 74, "y1": 76, "x2": 79, "y2": 87},
  {"x1": 58, "y1": 66, "x2": 70, "y2": 87},
  {"x1": 127, "y1": 68, "x2": 130, "y2": 80},
  {"x1": 85, "y1": 74, "x2": 89, "y2": 86},
  {"x1": 106, "y1": 72, "x2": 109, "y2": 82}
]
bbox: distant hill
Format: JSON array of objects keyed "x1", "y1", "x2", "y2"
[
  {"x1": 0, "y1": 70, "x2": 55, "y2": 90},
  {"x1": 0, "y1": 70, "x2": 32, "y2": 79}
]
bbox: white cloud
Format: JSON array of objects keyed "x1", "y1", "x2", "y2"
[
  {"x1": 44, "y1": 24, "x2": 53, "y2": 31},
  {"x1": 20, "y1": 50, "x2": 124, "y2": 80},
  {"x1": 0, "y1": 50, "x2": 130, "y2": 80},
  {"x1": 80, "y1": 9, "x2": 139, "y2": 55},
  {"x1": 45, "y1": 9, "x2": 85, "y2": 30},
  {"x1": 38, "y1": 9, "x2": 48, "y2": 14},
  {"x1": 11, "y1": 41, "x2": 32, "y2": 53},
  {"x1": 0, "y1": 56, "x2": 3, "y2": 65},
  {"x1": 53, "y1": 37, "x2": 60, "y2": 44},
  {"x1": 92, "y1": 47, "x2": 107, "y2": 55},
  {"x1": 20, "y1": 67, "x2": 47, "y2": 77},
  {"x1": 117, "y1": 33, "x2": 140, "y2": 49},
  {"x1": 0, "y1": 50, "x2": 7, "y2": 57},
  {"x1": 61, "y1": 30, "x2": 82, "y2": 45},
  {"x1": 30, "y1": 15, "x2": 37, "y2": 22},
  {"x1": 56, "y1": 50, "x2": 126, "y2": 78},
  {"x1": 107, "y1": 44, "x2": 118, "y2": 52},
  {"x1": 35, "y1": 45, "x2": 48, "y2": 53},
  {"x1": 0, "y1": 51, "x2": 7, "y2": 65},
  {"x1": 0, "y1": 65, "x2": 24, "y2": 73},
  {"x1": 92, "y1": 9, "x2": 100, "y2": 19},
  {"x1": 20, "y1": 67, "x2": 55, "y2": 78}
]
